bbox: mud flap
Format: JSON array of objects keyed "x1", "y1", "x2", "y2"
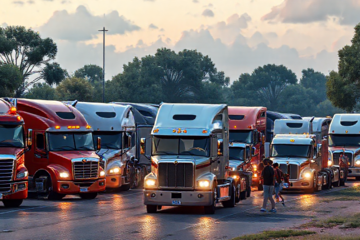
[{"x1": 317, "y1": 175, "x2": 323, "y2": 191}]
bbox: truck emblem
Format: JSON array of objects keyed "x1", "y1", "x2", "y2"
[
  {"x1": 82, "y1": 159, "x2": 87, "y2": 163},
  {"x1": 174, "y1": 161, "x2": 178, "y2": 165},
  {"x1": 286, "y1": 161, "x2": 289, "y2": 165}
]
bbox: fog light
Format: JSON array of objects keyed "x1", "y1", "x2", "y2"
[
  {"x1": 151, "y1": 193, "x2": 156, "y2": 198},
  {"x1": 301, "y1": 182, "x2": 310, "y2": 186},
  {"x1": 60, "y1": 172, "x2": 69, "y2": 178},
  {"x1": 232, "y1": 175, "x2": 239, "y2": 179},
  {"x1": 198, "y1": 180, "x2": 210, "y2": 188},
  {"x1": 356, "y1": 160, "x2": 360, "y2": 166},
  {"x1": 18, "y1": 183, "x2": 26, "y2": 190},
  {"x1": 99, "y1": 181, "x2": 105, "y2": 186},
  {"x1": 198, "y1": 194, "x2": 203, "y2": 198},
  {"x1": 111, "y1": 178, "x2": 116, "y2": 182},
  {"x1": 61, "y1": 184, "x2": 70, "y2": 189},
  {"x1": 254, "y1": 173, "x2": 258, "y2": 178}
]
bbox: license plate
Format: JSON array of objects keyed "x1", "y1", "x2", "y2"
[
  {"x1": 80, "y1": 188, "x2": 88, "y2": 192},
  {"x1": 172, "y1": 200, "x2": 181, "y2": 205},
  {"x1": 0, "y1": 193, "x2": 2, "y2": 199}
]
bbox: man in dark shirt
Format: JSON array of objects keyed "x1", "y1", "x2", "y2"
[{"x1": 261, "y1": 158, "x2": 276, "y2": 212}]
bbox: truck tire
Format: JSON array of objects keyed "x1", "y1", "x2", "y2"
[
  {"x1": 2, "y1": 199, "x2": 23, "y2": 208},
  {"x1": 79, "y1": 193, "x2": 98, "y2": 199},
  {"x1": 204, "y1": 188, "x2": 216, "y2": 214},
  {"x1": 235, "y1": 183, "x2": 241, "y2": 203},
  {"x1": 146, "y1": 205, "x2": 157, "y2": 213},
  {"x1": 120, "y1": 184, "x2": 131, "y2": 191},
  {"x1": 356, "y1": 177, "x2": 360, "y2": 181},
  {"x1": 223, "y1": 185, "x2": 236, "y2": 208},
  {"x1": 37, "y1": 175, "x2": 65, "y2": 200},
  {"x1": 246, "y1": 177, "x2": 251, "y2": 198},
  {"x1": 332, "y1": 178, "x2": 340, "y2": 187}
]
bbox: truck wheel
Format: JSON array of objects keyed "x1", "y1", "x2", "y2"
[
  {"x1": 356, "y1": 177, "x2": 360, "y2": 181},
  {"x1": 235, "y1": 184, "x2": 241, "y2": 203},
  {"x1": 246, "y1": 177, "x2": 251, "y2": 198},
  {"x1": 332, "y1": 178, "x2": 340, "y2": 187},
  {"x1": 204, "y1": 188, "x2": 216, "y2": 214},
  {"x1": 120, "y1": 184, "x2": 131, "y2": 191},
  {"x1": 223, "y1": 185, "x2": 236, "y2": 208},
  {"x1": 37, "y1": 175, "x2": 65, "y2": 200},
  {"x1": 79, "y1": 193, "x2": 98, "y2": 199},
  {"x1": 146, "y1": 205, "x2": 157, "y2": 213},
  {"x1": 2, "y1": 199, "x2": 23, "y2": 208}
]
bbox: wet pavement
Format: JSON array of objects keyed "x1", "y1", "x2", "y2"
[{"x1": 0, "y1": 183, "x2": 356, "y2": 240}]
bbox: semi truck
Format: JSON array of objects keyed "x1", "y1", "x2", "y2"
[
  {"x1": 328, "y1": 114, "x2": 359, "y2": 182},
  {"x1": 16, "y1": 99, "x2": 106, "y2": 200},
  {"x1": 228, "y1": 106, "x2": 267, "y2": 190},
  {"x1": 143, "y1": 103, "x2": 237, "y2": 214},
  {"x1": 72, "y1": 101, "x2": 141, "y2": 190},
  {"x1": 0, "y1": 99, "x2": 28, "y2": 207},
  {"x1": 271, "y1": 118, "x2": 340, "y2": 192}
]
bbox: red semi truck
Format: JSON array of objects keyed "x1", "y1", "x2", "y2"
[
  {"x1": 16, "y1": 99, "x2": 106, "y2": 200},
  {"x1": 228, "y1": 107, "x2": 267, "y2": 190},
  {"x1": 0, "y1": 99, "x2": 28, "y2": 207}
]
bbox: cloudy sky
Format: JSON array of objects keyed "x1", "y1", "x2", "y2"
[{"x1": 2, "y1": 0, "x2": 360, "y2": 81}]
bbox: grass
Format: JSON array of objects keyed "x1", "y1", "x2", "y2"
[
  {"x1": 322, "y1": 186, "x2": 360, "y2": 202},
  {"x1": 286, "y1": 235, "x2": 360, "y2": 240},
  {"x1": 232, "y1": 230, "x2": 315, "y2": 240},
  {"x1": 301, "y1": 213, "x2": 360, "y2": 229}
]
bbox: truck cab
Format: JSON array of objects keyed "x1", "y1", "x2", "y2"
[
  {"x1": 228, "y1": 106, "x2": 266, "y2": 190},
  {"x1": 143, "y1": 103, "x2": 237, "y2": 214},
  {"x1": 73, "y1": 102, "x2": 138, "y2": 190},
  {"x1": 16, "y1": 99, "x2": 106, "y2": 200},
  {"x1": 0, "y1": 99, "x2": 28, "y2": 207},
  {"x1": 328, "y1": 114, "x2": 360, "y2": 181}
]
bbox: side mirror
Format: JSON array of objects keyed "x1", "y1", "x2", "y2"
[
  {"x1": 97, "y1": 137, "x2": 101, "y2": 150},
  {"x1": 140, "y1": 138, "x2": 146, "y2": 155},
  {"x1": 27, "y1": 129, "x2": 33, "y2": 147},
  {"x1": 317, "y1": 144, "x2": 322, "y2": 157},
  {"x1": 252, "y1": 146, "x2": 256, "y2": 155},
  {"x1": 128, "y1": 135, "x2": 132, "y2": 148},
  {"x1": 217, "y1": 139, "x2": 223, "y2": 156}
]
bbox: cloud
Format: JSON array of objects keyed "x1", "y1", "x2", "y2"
[
  {"x1": 149, "y1": 23, "x2": 158, "y2": 29},
  {"x1": 27, "y1": 0, "x2": 34, "y2": 4},
  {"x1": 39, "y1": 5, "x2": 140, "y2": 41},
  {"x1": 1, "y1": 23, "x2": 8, "y2": 28},
  {"x1": 202, "y1": 9, "x2": 214, "y2": 17},
  {"x1": 13, "y1": 1, "x2": 24, "y2": 5},
  {"x1": 193, "y1": 0, "x2": 199, "y2": 3},
  {"x1": 262, "y1": 0, "x2": 360, "y2": 25}
]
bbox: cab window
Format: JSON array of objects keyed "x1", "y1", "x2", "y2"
[{"x1": 36, "y1": 133, "x2": 45, "y2": 151}]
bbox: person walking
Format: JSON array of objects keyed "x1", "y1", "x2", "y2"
[
  {"x1": 273, "y1": 163, "x2": 285, "y2": 206},
  {"x1": 260, "y1": 158, "x2": 276, "y2": 213}
]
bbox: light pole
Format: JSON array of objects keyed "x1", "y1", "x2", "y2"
[{"x1": 98, "y1": 27, "x2": 108, "y2": 103}]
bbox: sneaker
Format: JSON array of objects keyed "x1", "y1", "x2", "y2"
[
  {"x1": 260, "y1": 208, "x2": 267, "y2": 212},
  {"x1": 269, "y1": 208, "x2": 277, "y2": 213},
  {"x1": 281, "y1": 199, "x2": 285, "y2": 206}
]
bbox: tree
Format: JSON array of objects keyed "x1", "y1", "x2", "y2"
[
  {"x1": 56, "y1": 77, "x2": 93, "y2": 101},
  {"x1": 300, "y1": 68, "x2": 327, "y2": 104},
  {"x1": 24, "y1": 83, "x2": 56, "y2": 100},
  {"x1": 0, "y1": 64, "x2": 22, "y2": 97},
  {"x1": 0, "y1": 26, "x2": 66, "y2": 97},
  {"x1": 74, "y1": 64, "x2": 103, "y2": 85}
]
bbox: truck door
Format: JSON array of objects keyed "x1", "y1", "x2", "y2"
[
  {"x1": 136, "y1": 125, "x2": 152, "y2": 166},
  {"x1": 33, "y1": 131, "x2": 48, "y2": 169},
  {"x1": 211, "y1": 135, "x2": 221, "y2": 176}
]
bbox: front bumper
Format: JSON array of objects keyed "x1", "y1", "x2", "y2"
[
  {"x1": 1, "y1": 181, "x2": 28, "y2": 200},
  {"x1": 144, "y1": 189, "x2": 213, "y2": 206},
  {"x1": 105, "y1": 175, "x2": 127, "y2": 189},
  {"x1": 56, "y1": 179, "x2": 106, "y2": 194},
  {"x1": 283, "y1": 180, "x2": 313, "y2": 190},
  {"x1": 348, "y1": 167, "x2": 360, "y2": 177}
]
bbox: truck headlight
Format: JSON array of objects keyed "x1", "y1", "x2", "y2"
[
  {"x1": 252, "y1": 164, "x2": 257, "y2": 171},
  {"x1": 355, "y1": 160, "x2": 360, "y2": 166},
  {"x1": 59, "y1": 172, "x2": 69, "y2": 178},
  {"x1": 303, "y1": 171, "x2": 312, "y2": 179},
  {"x1": 100, "y1": 170, "x2": 105, "y2": 177},
  {"x1": 328, "y1": 160, "x2": 333, "y2": 166},
  {"x1": 109, "y1": 167, "x2": 121, "y2": 174},
  {"x1": 145, "y1": 179, "x2": 156, "y2": 187},
  {"x1": 16, "y1": 170, "x2": 28, "y2": 179},
  {"x1": 198, "y1": 180, "x2": 210, "y2": 188}
]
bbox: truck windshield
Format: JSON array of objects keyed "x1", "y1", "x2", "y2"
[
  {"x1": 49, "y1": 132, "x2": 94, "y2": 151},
  {"x1": 152, "y1": 136, "x2": 210, "y2": 157},
  {"x1": 229, "y1": 147, "x2": 244, "y2": 160},
  {"x1": 271, "y1": 144, "x2": 311, "y2": 158},
  {"x1": 92, "y1": 132, "x2": 122, "y2": 149},
  {"x1": 329, "y1": 134, "x2": 360, "y2": 147},
  {"x1": 229, "y1": 130, "x2": 252, "y2": 144},
  {"x1": 0, "y1": 125, "x2": 24, "y2": 148}
]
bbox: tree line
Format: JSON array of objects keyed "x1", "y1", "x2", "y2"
[{"x1": 1, "y1": 25, "x2": 357, "y2": 116}]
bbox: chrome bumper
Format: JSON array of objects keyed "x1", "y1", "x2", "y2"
[
  {"x1": 348, "y1": 167, "x2": 360, "y2": 177},
  {"x1": 144, "y1": 190, "x2": 213, "y2": 206}
]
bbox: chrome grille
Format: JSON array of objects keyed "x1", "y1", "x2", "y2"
[
  {"x1": 279, "y1": 163, "x2": 299, "y2": 180},
  {"x1": 332, "y1": 153, "x2": 353, "y2": 166},
  {"x1": 158, "y1": 163, "x2": 193, "y2": 188},
  {"x1": 0, "y1": 159, "x2": 14, "y2": 182},
  {"x1": 73, "y1": 161, "x2": 99, "y2": 179}
]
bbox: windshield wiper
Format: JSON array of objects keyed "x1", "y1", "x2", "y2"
[
  {"x1": 101, "y1": 143, "x2": 120, "y2": 149},
  {"x1": 77, "y1": 146, "x2": 94, "y2": 151},
  {"x1": 155, "y1": 151, "x2": 174, "y2": 155},
  {"x1": 53, "y1": 146, "x2": 75, "y2": 151}
]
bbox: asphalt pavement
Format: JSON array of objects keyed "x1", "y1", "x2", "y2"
[{"x1": 0, "y1": 183, "x2": 356, "y2": 240}]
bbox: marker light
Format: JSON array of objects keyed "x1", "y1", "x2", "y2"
[
  {"x1": 253, "y1": 164, "x2": 257, "y2": 171},
  {"x1": 9, "y1": 107, "x2": 16, "y2": 114},
  {"x1": 173, "y1": 129, "x2": 176, "y2": 133},
  {"x1": 254, "y1": 173, "x2": 258, "y2": 178},
  {"x1": 290, "y1": 139, "x2": 295, "y2": 143},
  {"x1": 109, "y1": 167, "x2": 120, "y2": 174},
  {"x1": 55, "y1": 126, "x2": 61, "y2": 129},
  {"x1": 232, "y1": 175, "x2": 239, "y2": 179},
  {"x1": 17, "y1": 116, "x2": 21, "y2": 121},
  {"x1": 346, "y1": 130, "x2": 348, "y2": 134},
  {"x1": 153, "y1": 129, "x2": 159, "y2": 133},
  {"x1": 86, "y1": 125, "x2": 91, "y2": 129},
  {"x1": 328, "y1": 160, "x2": 333, "y2": 166},
  {"x1": 234, "y1": 126, "x2": 237, "y2": 129},
  {"x1": 76, "y1": 126, "x2": 80, "y2": 129},
  {"x1": 183, "y1": 130, "x2": 187, "y2": 133},
  {"x1": 59, "y1": 172, "x2": 69, "y2": 178},
  {"x1": 198, "y1": 180, "x2": 210, "y2": 188},
  {"x1": 67, "y1": 126, "x2": 71, "y2": 129},
  {"x1": 145, "y1": 179, "x2": 156, "y2": 187},
  {"x1": 202, "y1": 130, "x2": 208, "y2": 134},
  {"x1": 177, "y1": 128, "x2": 181, "y2": 133}
]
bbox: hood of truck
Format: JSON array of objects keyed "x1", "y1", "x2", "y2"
[
  {"x1": 96, "y1": 148, "x2": 123, "y2": 168},
  {"x1": 229, "y1": 160, "x2": 245, "y2": 169},
  {"x1": 151, "y1": 155, "x2": 210, "y2": 167},
  {"x1": 270, "y1": 157, "x2": 310, "y2": 166},
  {"x1": 0, "y1": 147, "x2": 24, "y2": 159},
  {"x1": 329, "y1": 146, "x2": 360, "y2": 154},
  {"x1": 51, "y1": 151, "x2": 99, "y2": 161}
]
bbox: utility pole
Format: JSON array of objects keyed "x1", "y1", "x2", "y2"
[{"x1": 98, "y1": 27, "x2": 108, "y2": 103}]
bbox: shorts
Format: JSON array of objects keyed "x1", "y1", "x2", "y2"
[{"x1": 275, "y1": 183, "x2": 283, "y2": 198}]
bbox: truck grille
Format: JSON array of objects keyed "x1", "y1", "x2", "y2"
[
  {"x1": 279, "y1": 164, "x2": 299, "y2": 180},
  {"x1": 0, "y1": 159, "x2": 14, "y2": 182},
  {"x1": 73, "y1": 161, "x2": 99, "y2": 179},
  {"x1": 0, "y1": 182, "x2": 11, "y2": 193},
  {"x1": 158, "y1": 163, "x2": 194, "y2": 188},
  {"x1": 332, "y1": 153, "x2": 353, "y2": 166}
]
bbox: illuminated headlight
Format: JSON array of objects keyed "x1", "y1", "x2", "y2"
[
  {"x1": 232, "y1": 175, "x2": 239, "y2": 179},
  {"x1": 198, "y1": 180, "x2": 210, "y2": 188},
  {"x1": 100, "y1": 170, "x2": 105, "y2": 177},
  {"x1": 59, "y1": 172, "x2": 69, "y2": 178},
  {"x1": 109, "y1": 167, "x2": 121, "y2": 174},
  {"x1": 355, "y1": 160, "x2": 360, "y2": 166},
  {"x1": 254, "y1": 173, "x2": 258, "y2": 178},
  {"x1": 145, "y1": 179, "x2": 156, "y2": 187},
  {"x1": 303, "y1": 171, "x2": 312, "y2": 179},
  {"x1": 252, "y1": 164, "x2": 257, "y2": 171},
  {"x1": 16, "y1": 171, "x2": 28, "y2": 179},
  {"x1": 231, "y1": 167, "x2": 236, "y2": 171},
  {"x1": 328, "y1": 160, "x2": 333, "y2": 166}
]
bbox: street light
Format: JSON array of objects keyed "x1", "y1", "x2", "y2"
[{"x1": 98, "y1": 27, "x2": 108, "y2": 103}]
